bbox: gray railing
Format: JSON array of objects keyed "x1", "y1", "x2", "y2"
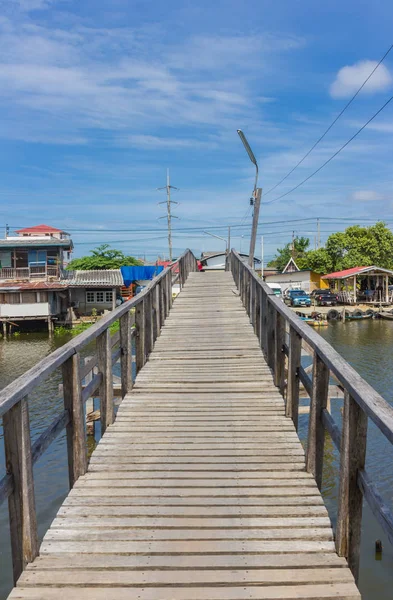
[
  {"x1": 231, "y1": 249, "x2": 393, "y2": 581},
  {"x1": 0, "y1": 249, "x2": 197, "y2": 585}
]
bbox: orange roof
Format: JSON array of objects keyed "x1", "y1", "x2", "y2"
[{"x1": 15, "y1": 224, "x2": 65, "y2": 234}]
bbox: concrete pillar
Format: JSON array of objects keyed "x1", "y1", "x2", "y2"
[{"x1": 112, "y1": 288, "x2": 116, "y2": 311}]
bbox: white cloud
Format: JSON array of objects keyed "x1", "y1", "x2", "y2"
[
  {"x1": 121, "y1": 135, "x2": 217, "y2": 150},
  {"x1": 330, "y1": 60, "x2": 392, "y2": 98},
  {"x1": 9, "y1": 0, "x2": 55, "y2": 11},
  {"x1": 351, "y1": 190, "x2": 384, "y2": 201}
]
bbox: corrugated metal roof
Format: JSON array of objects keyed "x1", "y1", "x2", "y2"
[
  {"x1": 0, "y1": 238, "x2": 72, "y2": 248},
  {"x1": 322, "y1": 266, "x2": 393, "y2": 279},
  {"x1": 61, "y1": 270, "x2": 124, "y2": 287}
]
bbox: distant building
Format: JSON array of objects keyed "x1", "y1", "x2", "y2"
[
  {"x1": 0, "y1": 224, "x2": 73, "y2": 281},
  {"x1": 61, "y1": 270, "x2": 124, "y2": 317},
  {"x1": 0, "y1": 225, "x2": 73, "y2": 332},
  {"x1": 200, "y1": 252, "x2": 261, "y2": 271},
  {"x1": 264, "y1": 258, "x2": 328, "y2": 294}
]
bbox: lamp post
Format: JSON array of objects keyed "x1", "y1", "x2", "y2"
[
  {"x1": 237, "y1": 129, "x2": 261, "y2": 268},
  {"x1": 203, "y1": 231, "x2": 228, "y2": 251}
]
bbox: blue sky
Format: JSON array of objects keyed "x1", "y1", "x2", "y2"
[{"x1": 0, "y1": 0, "x2": 393, "y2": 262}]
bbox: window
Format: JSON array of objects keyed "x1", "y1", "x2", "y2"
[
  {"x1": 22, "y1": 292, "x2": 36, "y2": 303},
  {"x1": 86, "y1": 290, "x2": 112, "y2": 304}
]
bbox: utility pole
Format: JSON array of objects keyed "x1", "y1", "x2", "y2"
[
  {"x1": 158, "y1": 169, "x2": 178, "y2": 261},
  {"x1": 317, "y1": 218, "x2": 320, "y2": 249},
  {"x1": 248, "y1": 188, "x2": 261, "y2": 267},
  {"x1": 291, "y1": 230, "x2": 295, "y2": 258}
]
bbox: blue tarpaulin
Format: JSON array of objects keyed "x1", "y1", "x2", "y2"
[{"x1": 120, "y1": 266, "x2": 164, "y2": 287}]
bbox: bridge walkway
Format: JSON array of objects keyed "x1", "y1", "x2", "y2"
[{"x1": 10, "y1": 271, "x2": 360, "y2": 599}]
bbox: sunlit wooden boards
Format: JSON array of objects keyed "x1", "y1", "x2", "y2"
[{"x1": 9, "y1": 272, "x2": 360, "y2": 600}]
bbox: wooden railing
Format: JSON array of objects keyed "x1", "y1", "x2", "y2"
[
  {"x1": 231, "y1": 249, "x2": 393, "y2": 581},
  {"x1": 0, "y1": 266, "x2": 59, "y2": 280},
  {"x1": 0, "y1": 249, "x2": 197, "y2": 584}
]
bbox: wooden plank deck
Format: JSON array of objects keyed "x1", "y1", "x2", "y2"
[{"x1": 10, "y1": 271, "x2": 360, "y2": 599}]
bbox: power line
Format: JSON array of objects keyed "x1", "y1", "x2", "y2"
[
  {"x1": 263, "y1": 91, "x2": 393, "y2": 205},
  {"x1": 263, "y1": 42, "x2": 393, "y2": 197}
]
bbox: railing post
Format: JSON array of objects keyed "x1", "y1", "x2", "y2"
[
  {"x1": 62, "y1": 353, "x2": 87, "y2": 487},
  {"x1": 336, "y1": 390, "x2": 367, "y2": 581},
  {"x1": 3, "y1": 397, "x2": 38, "y2": 583},
  {"x1": 306, "y1": 353, "x2": 330, "y2": 488},
  {"x1": 119, "y1": 311, "x2": 133, "y2": 397},
  {"x1": 274, "y1": 310, "x2": 286, "y2": 394},
  {"x1": 286, "y1": 325, "x2": 302, "y2": 430},
  {"x1": 260, "y1": 286, "x2": 267, "y2": 354},
  {"x1": 250, "y1": 277, "x2": 256, "y2": 330},
  {"x1": 266, "y1": 300, "x2": 275, "y2": 369},
  {"x1": 255, "y1": 283, "x2": 261, "y2": 341},
  {"x1": 167, "y1": 271, "x2": 172, "y2": 311},
  {"x1": 152, "y1": 283, "x2": 160, "y2": 339},
  {"x1": 144, "y1": 291, "x2": 153, "y2": 358},
  {"x1": 135, "y1": 298, "x2": 146, "y2": 373},
  {"x1": 97, "y1": 328, "x2": 114, "y2": 434},
  {"x1": 160, "y1": 280, "x2": 166, "y2": 326}
]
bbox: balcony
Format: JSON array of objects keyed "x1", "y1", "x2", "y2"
[{"x1": 0, "y1": 266, "x2": 59, "y2": 281}]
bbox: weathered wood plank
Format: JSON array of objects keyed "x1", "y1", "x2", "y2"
[
  {"x1": 3, "y1": 397, "x2": 38, "y2": 583},
  {"x1": 97, "y1": 329, "x2": 114, "y2": 434},
  {"x1": 335, "y1": 391, "x2": 367, "y2": 581}
]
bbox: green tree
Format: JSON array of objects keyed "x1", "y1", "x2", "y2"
[
  {"x1": 67, "y1": 244, "x2": 142, "y2": 270},
  {"x1": 288, "y1": 221, "x2": 393, "y2": 274},
  {"x1": 268, "y1": 236, "x2": 310, "y2": 271}
]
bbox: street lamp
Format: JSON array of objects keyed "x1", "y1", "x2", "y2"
[
  {"x1": 203, "y1": 231, "x2": 228, "y2": 251},
  {"x1": 237, "y1": 129, "x2": 258, "y2": 195},
  {"x1": 237, "y1": 129, "x2": 262, "y2": 268}
]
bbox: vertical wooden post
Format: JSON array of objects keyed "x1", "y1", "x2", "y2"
[
  {"x1": 274, "y1": 310, "x2": 286, "y2": 394},
  {"x1": 251, "y1": 277, "x2": 256, "y2": 331},
  {"x1": 62, "y1": 353, "x2": 87, "y2": 487},
  {"x1": 119, "y1": 311, "x2": 132, "y2": 397},
  {"x1": 336, "y1": 391, "x2": 367, "y2": 581},
  {"x1": 97, "y1": 329, "x2": 114, "y2": 434},
  {"x1": 306, "y1": 353, "x2": 330, "y2": 488},
  {"x1": 266, "y1": 301, "x2": 275, "y2": 369},
  {"x1": 255, "y1": 284, "x2": 261, "y2": 342},
  {"x1": 286, "y1": 326, "x2": 302, "y2": 430},
  {"x1": 168, "y1": 271, "x2": 173, "y2": 310},
  {"x1": 166, "y1": 272, "x2": 171, "y2": 315},
  {"x1": 135, "y1": 298, "x2": 145, "y2": 373},
  {"x1": 3, "y1": 397, "x2": 38, "y2": 583},
  {"x1": 153, "y1": 283, "x2": 161, "y2": 338},
  {"x1": 144, "y1": 291, "x2": 153, "y2": 358},
  {"x1": 160, "y1": 280, "x2": 166, "y2": 327},
  {"x1": 260, "y1": 287, "x2": 267, "y2": 354}
]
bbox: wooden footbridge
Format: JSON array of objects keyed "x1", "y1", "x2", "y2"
[{"x1": 2, "y1": 250, "x2": 393, "y2": 599}]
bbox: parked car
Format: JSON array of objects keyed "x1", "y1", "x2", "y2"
[
  {"x1": 314, "y1": 291, "x2": 338, "y2": 306},
  {"x1": 284, "y1": 290, "x2": 311, "y2": 307}
]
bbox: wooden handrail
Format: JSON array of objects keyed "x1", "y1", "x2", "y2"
[
  {"x1": 230, "y1": 248, "x2": 393, "y2": 581},
  {"x1": 0, "y1": 248, "x2": 197, "y2": 584}
]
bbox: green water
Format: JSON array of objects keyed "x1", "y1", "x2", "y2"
[{"x1": 1, "y1": 323, "x2": 393, "y2": 598}]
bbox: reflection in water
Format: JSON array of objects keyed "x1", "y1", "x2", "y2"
[{"x1": 1, "y1": 324, "x2": 393, "y2": 599}]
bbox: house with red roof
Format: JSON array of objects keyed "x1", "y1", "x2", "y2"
[{"x1": 0, "y1": 225, "x2": 73, "y2": 332}]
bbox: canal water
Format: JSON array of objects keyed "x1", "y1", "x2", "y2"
[{"x1": 1, "y1": 322, "x2": 393, "y2": 598}]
